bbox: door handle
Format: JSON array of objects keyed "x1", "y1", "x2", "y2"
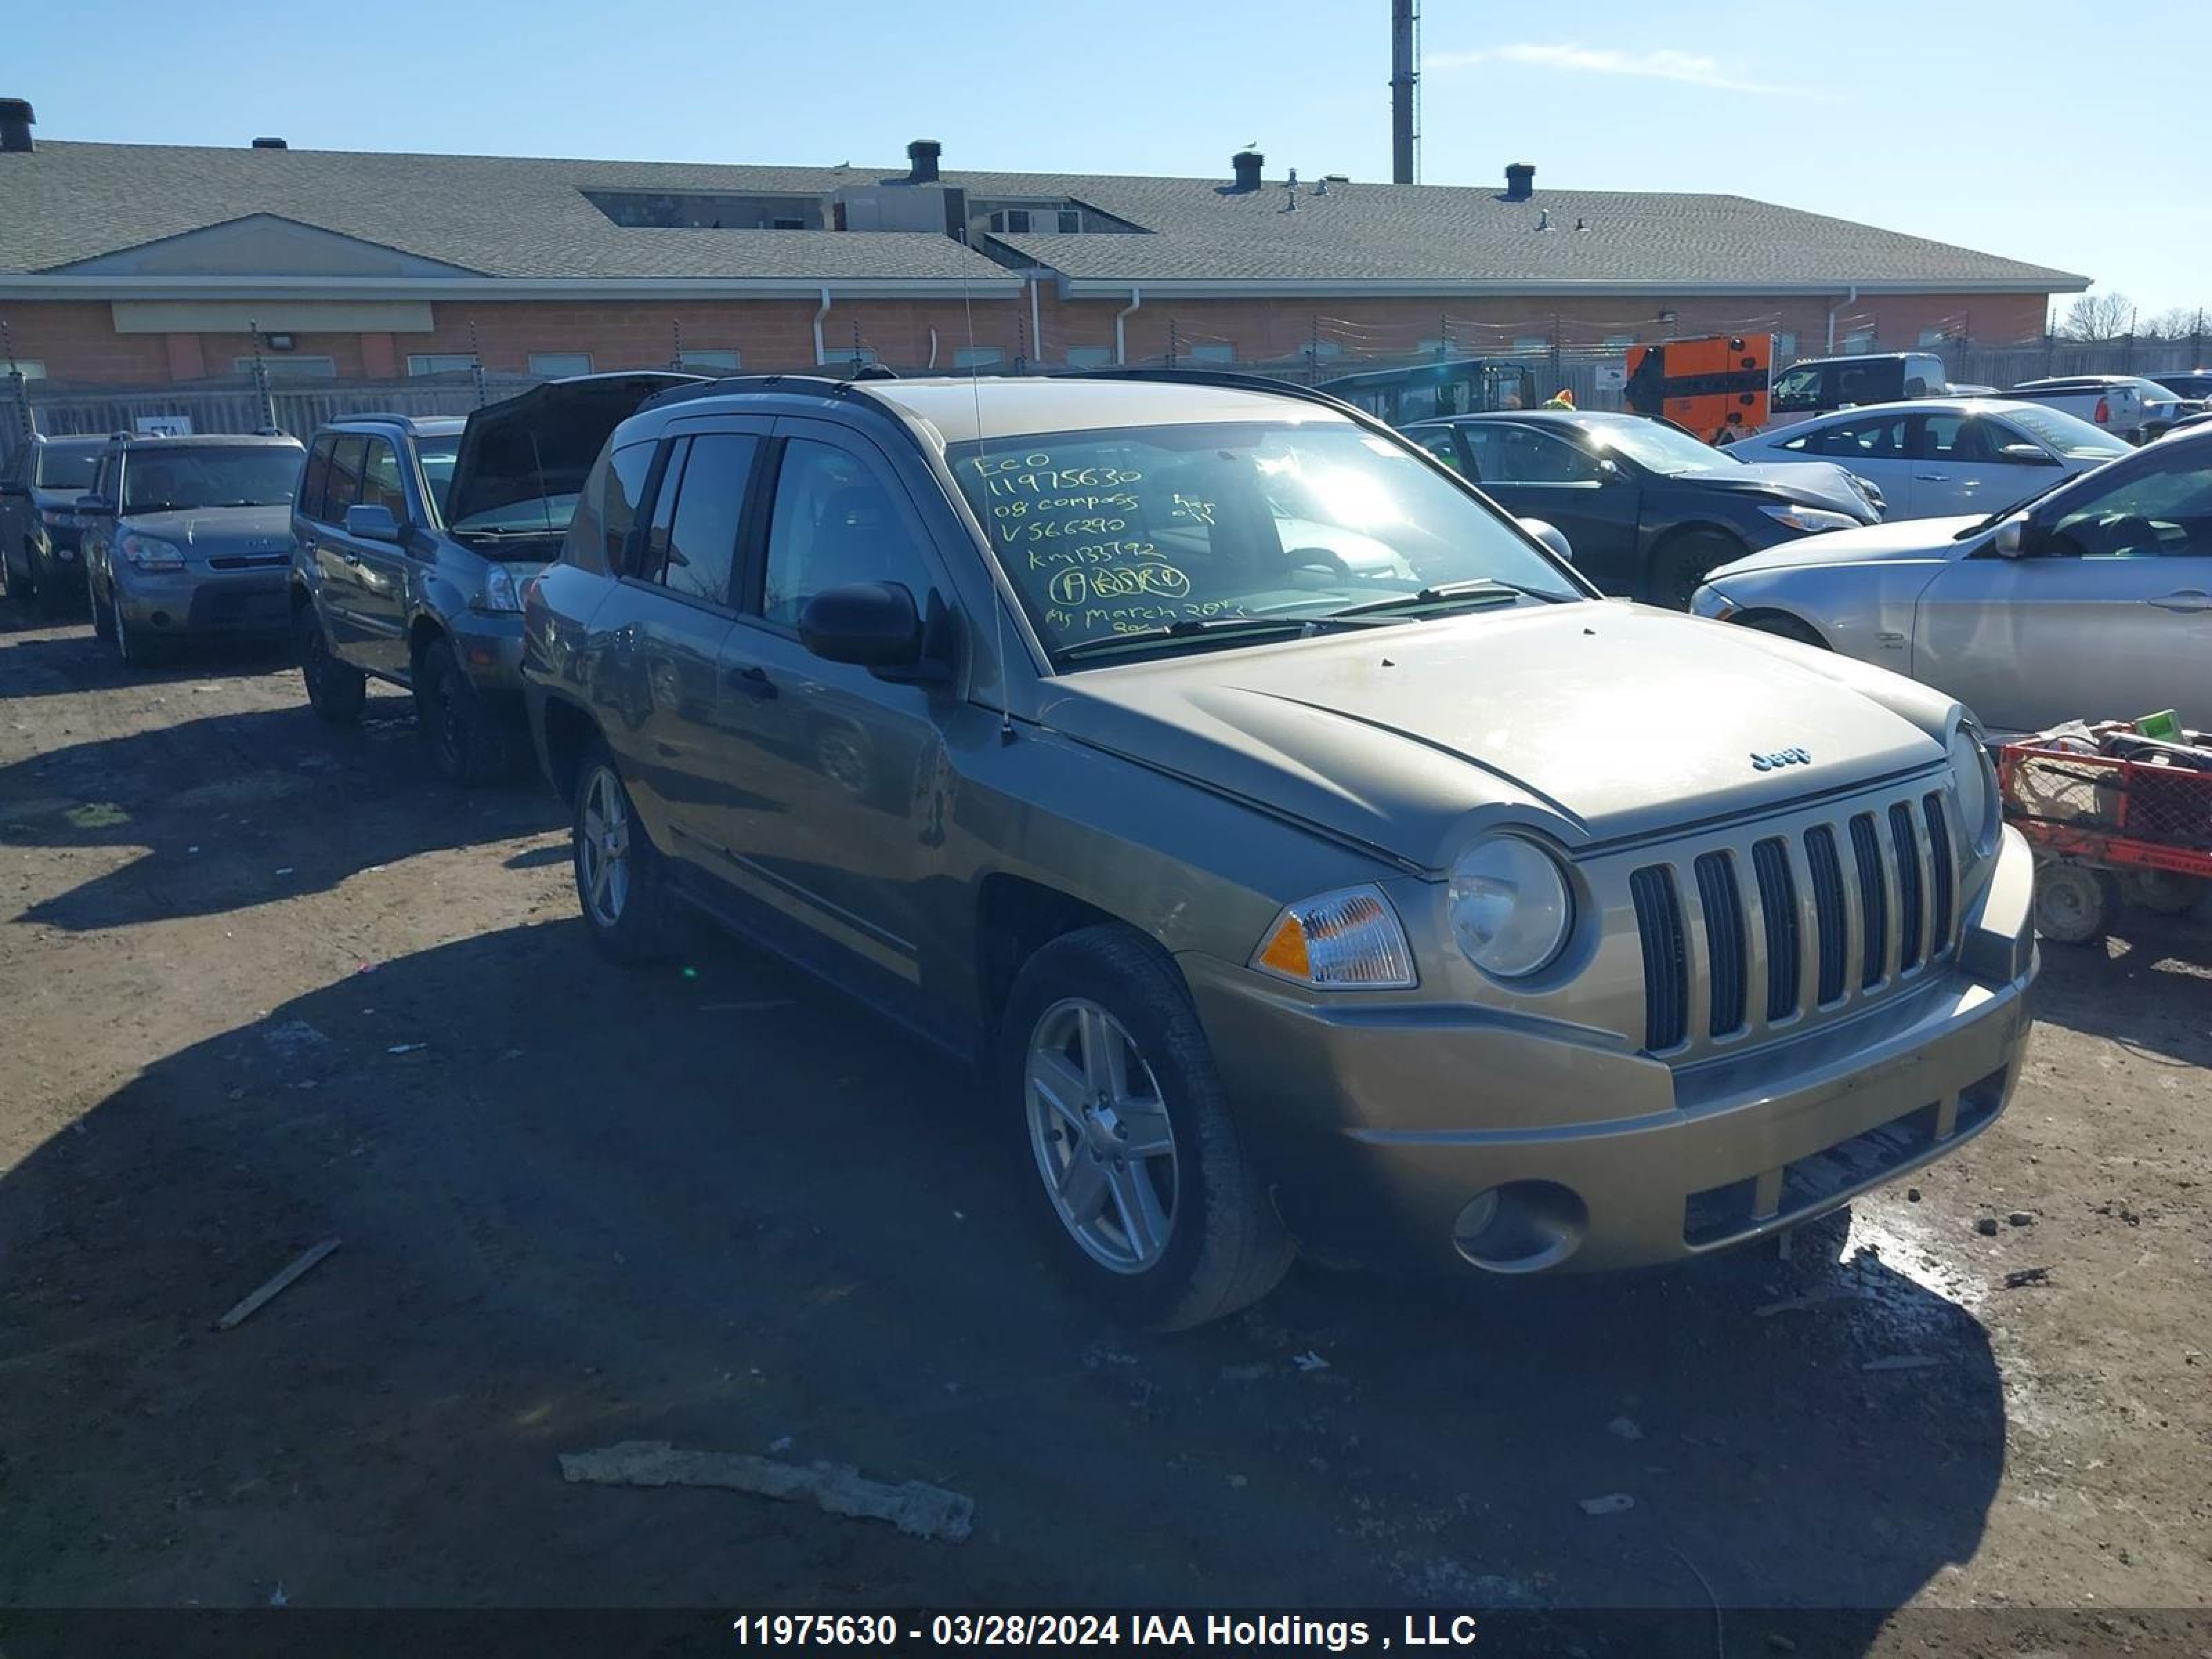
[
  {"x1": 727, "y1": 664, "x2": 778, "y2": 700},
  {"x1": 1912, "y1": 473, "x2": 1948, "y2": 482},
  {"x1": 2146, "y1": 590, "x2": 2212, "y2": 614}
]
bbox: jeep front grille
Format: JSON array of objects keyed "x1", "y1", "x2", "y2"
[{"x1": 1629, "y1": 785, "x2": 1962, "y2": 1056}]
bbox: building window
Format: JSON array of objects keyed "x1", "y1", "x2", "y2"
[
  {"x1": 407, "y1": 353, "x2": 476, "y2": 376},
  {"x1": 1774, "y1": 332, "x2": 1799, "y2": 362},
  {"x1": 1057, "y1": 209, "x2": 1081, "y2": 234},
  {"x1": 1305, "y1": 340, "x2": 1344, "y2": 362},
  {"x1": 818, "y1": 346, "x2": 881, "y2": 368},
  {"x1": 1189, "y1": 343, "x2": 1235, "y2": 365},
  {"x1": 1512, "y1": 336, "x2": 1550, "y2": 355},
  {"x1": 4, "y1": 359, "x2": 46, "y2": 380},
  {"x1": 678, "y1": 349, "x2": 742, "y2": 371},
  {"x1": 953, "y1": 346, "x2": 1004, "y2": 371},
  {"x1": 989, "y1": 209, "x2": 1033, "y2": 234},
  {"x1": 234, "y1": 355, "x2": 336, "y2": 379},
  {"x1": 1602, "y1": 334, "x2": 1636, "y2": 349},
  {"x1": 1916, "y1": 327, "x2": 1953, "y2": 349},
  {"x1": 1842, "y1": 326, "x2": 1876, "y2": 355},
  {"x1": 1417, "y1": 338, "x2": 1450, "y2": 357},
  {"x1": 1066, "y1": 346, "x2": 1112, "y2": 369},
  {"x1": 529, "y1": 352, "x2": 594, "y2": 378}
]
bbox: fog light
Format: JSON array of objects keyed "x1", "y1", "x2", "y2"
[{"x1": 1450, "y1": 1180, "x2": 1587, "y2": 1273}]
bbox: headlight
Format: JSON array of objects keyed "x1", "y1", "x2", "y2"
[
  {"x1": 1448, "y1": 836, "x2": 1573, "y2": 980},
  {"x1": 475, "y1": 564, "x2": 522, "y2": 612},
  {"x1": 1948, "y1": 719, "x2": 2000, "y2": 858},
  {"x1": 118, "y1": 532, "x2": 184, "y2": 572},
  {"x1": 1689, "y1": 583, "x2": 1738, "y2": 621},
  {"x1": 1250, "y1": 884, "x2": 1417, "y2": 989},
  {"x1": 38, "y1": 507, "x2": 76, "y2": 529},
  {"x1": 1759, "y1": 503, "x2": 1862, "y2": 534}
]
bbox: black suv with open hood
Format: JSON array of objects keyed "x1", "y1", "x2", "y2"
[{"x1": 288, "y1": 372, "x2": 701, "y2": 782}]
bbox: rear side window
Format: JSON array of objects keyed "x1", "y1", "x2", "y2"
[
  {"x1": 324, "y1": 435, "x2": 367, "y2": 523},
  {"x1": 566, "y1": 440, "x2": 656, "y2": 575},
  {"x1": 360, "y1": 438, "x2": 409, "y2": 522},
  {"x1": 1835, "y1": 360, "x2": 1902, "y2": 406},
  {"x1": 1795, "y1": 413, "x2": 1905, "y2": 459},
  {"x1": 300, "y1": 437, "x2": 335, "y2": 521},
  {"x1": 659, "y1": 433, "x2": 757, "y2": 607}
]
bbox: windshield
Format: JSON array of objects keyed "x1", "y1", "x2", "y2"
[
  {"x1": 1580, "y1": 417, "x2": 1730, "y2": 474},
  {"x1": 948, "y1": 420, "x2": 1584, "y2": 662},
  {"x1": 1998, "y1": 404, "x2": 2131, "y2": 460},
  {"x1": 33, "y1": 443, "x2": 104, "y2": 491},
  {"x1": 416, "y1": 435, "x2": 460, "y2": 521},
  {"x1": 122, "y1": 447, "x2": 301, "y2": 512}
]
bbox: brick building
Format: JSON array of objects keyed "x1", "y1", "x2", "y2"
[{"x1": 0, "y1": 99, "x2": 2086, "y2": 393}]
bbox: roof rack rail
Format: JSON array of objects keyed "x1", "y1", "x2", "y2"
[
  {"x1": 637, "y1": 371, "x2": 899, "y2": 414},
  {"x1": 1059, "y1": 366, "x2": 1367, "y2": 420}
]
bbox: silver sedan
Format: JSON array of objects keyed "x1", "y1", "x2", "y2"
[
  {"x1": 1728, "y1": 397, "x2": 2130, "y2": 521},
  {"x1": 1691, "y1": 428, "x2": 2212, "y2": 734}
]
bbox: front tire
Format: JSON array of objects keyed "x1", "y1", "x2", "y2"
[
  {"x1": 297, "y1": 601, "x2": 366, "y2": 725},
  {"x1": 1647, "y1": 529, "x2": 1743, "y2": 611},
  {"x1": 88, "y1": 569, "x2": 114, "y2": 641},
  {"x1": 416, "y1": 639, "x2": 512, "y2": 785},
  {"x1": 1002, "y1": 925, "x2": 1293, "y2": 1331},
  {"x1": 571, "y1": 742, "x2": 677, "y2": 962}
]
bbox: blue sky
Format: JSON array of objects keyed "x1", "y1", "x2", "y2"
[{"x1": 12, "y1": 0, "x2": 2209, "y2": 323}]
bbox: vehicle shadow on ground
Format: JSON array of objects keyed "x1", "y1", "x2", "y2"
[
  {"x1": 2030, "y1": 912, "x2": 2212, "y2": 1064},
  {"x1": 0, "y1": 919, "x2": 2002, "y2": 1640},
  {"x1": 0, "y1": 615, "x2": 295, "y2": 697},
  {"x1": 0, "y1": 702, "x2": 561, "y2": 931}
]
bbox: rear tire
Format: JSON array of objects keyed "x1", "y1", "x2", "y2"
[
  {"x1": 2034, "y1": 862, "x2": 2119, "y2": 946},
  {"x1": 1648, "y1": 530, "x2": 1743, "y2": 611},
  {"x1": 297, "y1": 601, "x2": 366, "y2": 725},
  {"x1": 571, "y1": 740, "x2": 677, "y2": 963},
  {"x1": 416, "y1": 639, "x2": 512, "y2": 785},
  {"x1": 1001, "y1": 924, "x2": 1294, "y2": 1331},
  {"x1": 2121, "y1": 869, "x2": 2209, "y2": 918}
]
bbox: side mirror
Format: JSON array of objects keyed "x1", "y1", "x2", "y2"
[
  {"x1": 1992, "y1": 519, "x2": 2026, "y2": 558},
  {"x1": 75, "y1": 494, "x2": 114, "y2": 516},
  {"x1": 1519, "y1": 517, "x2": 1574, "y2": 563},
  {"x1": 1998, "y1": 443, "x2": 2059, "y2": 466},
  {"x1": 798, "y1": 581, "x2": 924, "y2": 671},
  {"x1": 344, "y1": 503, "x2": 402, "y2": 542},
  {"x1": 1597, "y1": 458, "x2": 1625, "y2": 482}
]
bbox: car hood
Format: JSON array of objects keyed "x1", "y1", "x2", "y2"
[
  {"x1": 1035, "y1": 602, "x2": 1948, "y2": 869},
  {"x1": 444, "y1": 372, "x2": 704, "y2": 529},
  {"x1": 1671, "y1": 460, "x2": 1875, "y2": 518},
  {"x1": 1704, "y1": 514, "x2": 1978, "y2": 580},
  {"x1": 116, "y1": 504, "x2": 295, "y2": 559}
]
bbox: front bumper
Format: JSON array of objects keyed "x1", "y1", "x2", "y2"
[
  {"x1": 449, "y1": 608, "x2": 529, "y2": 695},
  {"x1": 1184, "y1": 827, "x2": 2038, "y2": 1275},
  {"x1": 114, "y1": 563, "x2": 290, "y2": 637}
]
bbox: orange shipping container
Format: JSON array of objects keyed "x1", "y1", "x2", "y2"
[{"x1": 1622, "y1": 334, "x2": 1773, "y2": 444}]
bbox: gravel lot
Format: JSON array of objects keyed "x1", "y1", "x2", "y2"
[{"x1": 1, "y1": 610, "x2": 2207, "y2": 1653}]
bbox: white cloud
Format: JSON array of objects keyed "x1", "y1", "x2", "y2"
[{"x1": 1428, "y1": 42, "x2": 1796, "y2": 96}]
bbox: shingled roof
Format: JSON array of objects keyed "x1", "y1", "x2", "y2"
[{"x1": 0, "y1": 139, "x2": 2086, "y2": 295}]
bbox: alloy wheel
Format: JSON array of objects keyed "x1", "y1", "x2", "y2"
[
  {"x1": 1024, "y1": 997, "x2": 1179, "y2": 1273},
  {"x1": 577, "y1": 767, "x2": 632, "y2": 928}
]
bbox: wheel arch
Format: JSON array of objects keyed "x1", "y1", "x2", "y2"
[
  {"x1": 975, "y1": 874, "x2": 1167, "y2": 1037},
  {"x1": 538, "y1": 692, "x2": 601, "y2": 806},
  {"x1": 1728, "y1": 606, "x2": 1832, "y2": 649}
]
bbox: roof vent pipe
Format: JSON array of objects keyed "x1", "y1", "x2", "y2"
[
  {"x1": 1504, "y1": 162, "x2": 1535, "y2": 200},
  {"x1": 251, "y1": 136, "x2": 288, "y2": 150},
  {"x1": 1230, "y1": 149, "x2": 1264, "y2": 191},
  {"x1": 0, "y1": 99, "x2": 34, "y2": 153},
  {"x1": 906, "y1": 139, "x2": 941, "y2": 184}
]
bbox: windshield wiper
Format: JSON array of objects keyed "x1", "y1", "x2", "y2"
[
  {"x1": 1324, "y1": 577, "x2": 1550, "y2": 619},
  {"x1": 1056, "y1": 613, "x2": 1394, "y2": 663}
]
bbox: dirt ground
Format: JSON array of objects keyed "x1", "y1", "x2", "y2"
[{"x1": 1, "y1": 607, "x2": 2208, "y2": 1656}]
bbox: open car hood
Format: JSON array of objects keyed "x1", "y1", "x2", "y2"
[{"x1": 443, "y1": 373, "x2": 703, "y2": 531}]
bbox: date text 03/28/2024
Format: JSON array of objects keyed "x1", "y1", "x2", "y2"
[{"x1": 730, "y1": 1613, "x2": 1481, "y2": 1649}]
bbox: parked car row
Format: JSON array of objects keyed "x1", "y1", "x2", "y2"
[
  {"x1": 0, "y1": 369, "x2": 2072, "y2": 1330},
  {"x1": 1761, "y1": 350, "x2": 2206, "y2": 445}
]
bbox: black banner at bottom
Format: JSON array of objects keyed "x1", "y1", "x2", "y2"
[{"x1": 0, "y1": 1607, "x2": 2204, "y2": 1658}]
